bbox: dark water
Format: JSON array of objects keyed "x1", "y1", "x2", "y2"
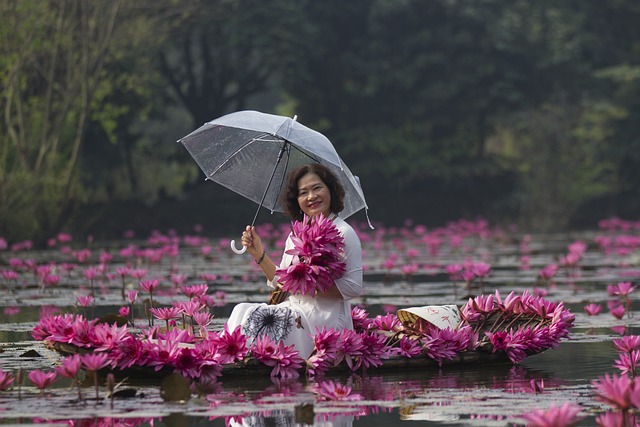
[{"x1": 0, "y1": 222, "x2": 639, "y2": 426}]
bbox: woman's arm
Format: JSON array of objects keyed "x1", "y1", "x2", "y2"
[
  {"x1": 242, "y1": 226, "x2": 277, "y2": 282},
  {"x1": 330, "y1": 223, "x2": 364, "y2": 300}
]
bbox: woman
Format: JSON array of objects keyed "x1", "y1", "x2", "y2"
[{"x1": 226, "y1": 164, "x2": 364, "y2": 359}]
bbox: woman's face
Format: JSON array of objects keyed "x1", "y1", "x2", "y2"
[{"x1": 297, "y1": 172, "x2": 332, "y2": 218}]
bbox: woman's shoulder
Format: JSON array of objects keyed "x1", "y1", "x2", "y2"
[{"x1": 334, "y1": 217, "x2": 359, "y2": 239}]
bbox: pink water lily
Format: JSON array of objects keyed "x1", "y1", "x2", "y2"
[
  {"x1": 181, "y1": 283, "x2": 208, "y2": 299},
  {"x1": 0, "y1": 369, "x2": 14, "y2": 391},
  {"x1": 28, "y1": 370, "x2": 57, "y2": 396},
  {"x1": 521, "y1": 402, "x2": 583, "y2": 427},
  {"x1": 592, "y1": 373, "x2": 640, "y2": 411},
  {"x1": 277, "y1": 214, "x2": 346, "y2": 297},
  {"x1": 56, "y1": 354, "x2": 82, "y2": 379},
  {"x1": 150, "y1": 306, "x2": 182, "y2": 329},
  {"x1": 82, "y1": 352, "x2": 111, "y2": 372},
  {"x1": 212, "y1": 325, "x2": 249, "y2": 364},
  {"x1": 613, "y1": 336, "x2": 640, "y2": 353},
  {"x1": 613, "y1": 350, "x2": 640, "y2": 377},
  {"x1": 608, "y1": 281, "x2": 636, "y2": 297},
  {"x1": 584, "y1": 303, "x2": 602, "y2": 316},
  {"x1": 610, "y1": 304, "x2": 626, "y2": 320},
  {"x1": 314, "y1": 380, "x2": 362, "y2": 401},
  {"x1": 264, "y1": 341, "x2": 304, "y2": 379},
  {"x1": 56, "y1": 354, "x2": 83, "y2": 399}
]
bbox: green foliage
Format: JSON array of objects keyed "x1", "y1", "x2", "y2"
[
  {"x1": 2, "y1": 0, "x2": 640, "y2": 241},
  {"x1": 491, "y1": 97, "x2": 622, "y2": 231}
]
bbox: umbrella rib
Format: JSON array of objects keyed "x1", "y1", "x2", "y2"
[
  {"x1": 250, "y1": 139, "x2": 289, "y2": 226},
  {"x1": 207, "y1": 133, "x2": 283, "y2": 178}
]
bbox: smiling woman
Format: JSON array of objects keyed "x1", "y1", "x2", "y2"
[{"x1": 226, "y1": 164, "x2": 364, "y2": 359}]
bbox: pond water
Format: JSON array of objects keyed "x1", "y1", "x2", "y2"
[{"x1": 1, "y1": 218, "x2": 639, "y2": 426}]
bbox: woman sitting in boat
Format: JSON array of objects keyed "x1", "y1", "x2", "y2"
[{"x1": 226, "y1": 163, "x2": 364, "y2": 359}]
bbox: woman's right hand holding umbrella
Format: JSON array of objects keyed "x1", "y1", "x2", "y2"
[{"x1": 241, "y1": 226, "x2": 264, "y2": 261}]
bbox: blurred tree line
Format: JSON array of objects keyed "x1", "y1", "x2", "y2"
[{"x1": 1, "y1": 0, "x2": 639, "y2": 243}]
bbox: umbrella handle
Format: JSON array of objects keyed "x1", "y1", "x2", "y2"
[{"x1": 230, "y1": 240, "x2": 247, "y2": 254}]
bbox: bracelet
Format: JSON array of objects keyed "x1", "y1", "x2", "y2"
[{"x1": 255, "y1": 251, "x2": 266, "y2": 265}]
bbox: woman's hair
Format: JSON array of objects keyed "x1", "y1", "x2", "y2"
[{"x1": 280, "y1": 163, "x2": 345, "y2": 221}]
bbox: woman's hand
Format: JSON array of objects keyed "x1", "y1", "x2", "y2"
[{"x1": 241, "y1": 226, "x2": 264, "y2": 261}]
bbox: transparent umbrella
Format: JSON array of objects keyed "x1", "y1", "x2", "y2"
[{"x1": 178, "y1": 110, "x2": 370, "y2": 253}]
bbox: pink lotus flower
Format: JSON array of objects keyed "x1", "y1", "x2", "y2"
[
  {"x1": 131, "y1": 268, "x2": 147, "y2": 280},
  {"x1": 401, "y1": 263, "x2": 419, "y2": 276},
  {"x1": 263, "y1": 341, "x2": 304, "y2": 379},
  {"x1": 2, "y1": 270, "x2": 19, "y2": 281},
  {"x1": 393, "y1": 336, "x2": 422, "y2": 358},
  {"x1": 150, "y1": 306, "x2": 181, "y2": 329},
  {"x1": 83, "y1": 266, "x2": 100, "y2": 295},
  {"x1": 251, "y1": 334, "x2": 278, "y2": 362},
  {"x1": 276, "y1": 214, "x2": 346, "y2": 297},
  {"x1": 333, "y1": 329, "x2": 365, "y2": 370},
  {"x1": 76, "y1": 295, "x2": 94, "y2": 307},
  {"x1": 119, "y1": 306, "x2": 130, "y2": 318},
  {"x1": 111, "y1": 335, "x2": 146, "y2": 369},
  {"x1": 314, "y1": 380, "x2": 362, "y2": 401},
  {"x1": 181, "y1": 283, "x2": 208, "y2": 299},
  {"x1": 521, "y1": 402, "x2": 583, "y2": 427},
  {"x1": 170, "y1": 273, "x2": 188, "y2": 287},
  {"x1": 28, "y1": 370, "x2": 57, "y2": 395},
  {"x1": 0, "y1": 369, "x2": 14, "y2": 391},
  {"x1": 608, "y1": 281, "x2": 636, "y2": 297},
  {"x1": 82, "y1": 352, "x2": 110, "y2": 372},
  {"x1": 595, "y1": 411, "x2": 637, "y2": 427},
  {"x1": 613, "y1": 350, "x2": 640, "y2": 377},
  {"x1": 127, "y1": 290, "x2": 138, "y2": 304},
  {"x1": 56, "y1": 354, "x2": 82, "y2": 379},
  {"x1": 139, "y1": 279, "x2": 160, "y2": 294},
  {"x1": 613, "y1": 336, "x2": 640, "y2": 353},
  {"x1": 75, "y1": 249, "x2": 92, "y2": 263},
  {"x1": 472, "y1": 261, "x2": 491, "y2": 278},
  {"x1": 610, "y1": 304, "x2": 626, "y2": 320},
  {"x1": 351, "y1": 306, "x2": 371, "y2": 331},
  {"x1": 192, "y1": 311, "x2": 212, "y2": 327},
  {"x1": 277, "y1": 260, "x2": 317, "y2": 296},
  {"x1": 445, "y1": 263, "x2": 463, "y2": 280},
  {"x1": 370, "y1": 313, "x2": 401, "y2": 332},
  {"x1": 175, "y1": 300, "x2": 205, "y2": 317},
  {"x1": 584, "y1": 303, "x2": 602, "y2": 316},
  {"x1": 90, "y1": 322, "x2": 129, "y2": 352},
  {"x1": 592, "y1": 373, "x2": 640, "y2": 411},
  {"x1": 212, "y1": 325, "x2": 248, "y2": 363},
  {"x1": 356, "y1": 331, "x2": 389, "y2": 370}
]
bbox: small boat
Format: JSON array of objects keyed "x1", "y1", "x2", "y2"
[{"x1": 38, "y1": 291, "x2": 574, "y2": 381}]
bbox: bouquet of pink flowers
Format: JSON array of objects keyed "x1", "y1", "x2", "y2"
[{"x1": 276, "y1": 214, "x2": 346, "y2": 297}]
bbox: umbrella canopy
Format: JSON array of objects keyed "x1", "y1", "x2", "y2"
[{"x1": 178, "y1": 109, "x2": 370, "y2": 228}]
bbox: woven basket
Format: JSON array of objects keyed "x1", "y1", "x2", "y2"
[{"x1": 267, "y1": 284, "x2": 290, "y2": 305}]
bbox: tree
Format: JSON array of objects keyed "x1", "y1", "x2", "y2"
[
  {"x1": 491, "y1": 96, "x2": 622, "y2": 231},
  {"x1": 0, "y1": 0, "x2": 183, "y2": 242},
  {"x1": 157, "y1": 0, "x2": 307, "y2": 129}
]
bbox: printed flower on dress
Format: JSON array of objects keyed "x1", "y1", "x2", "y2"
[{"x1": 276, "y1": 214, "x2": 346, "y2": 297}]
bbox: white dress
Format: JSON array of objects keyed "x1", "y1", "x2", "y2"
[{"x1": 226, "y1": 216, "x2": 363, "y2": 360}]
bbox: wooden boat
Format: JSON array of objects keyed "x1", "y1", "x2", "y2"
[
  {"x1": 48, "y1": 340, "x2": 512, "y2": 380},
  {"x1": 39, "y1": 291, "x2": 574, "y2": 381}
]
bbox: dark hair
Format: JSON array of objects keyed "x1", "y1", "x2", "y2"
[{"x1": 280, "y1": 163, "x2": 345, "y2": 221}]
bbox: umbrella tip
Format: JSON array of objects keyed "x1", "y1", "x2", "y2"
[{"x1": 292, "y1": 114, "x2": 298, "y2": 122}]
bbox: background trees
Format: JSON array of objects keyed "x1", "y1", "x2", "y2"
[{"x1": 1, "y1": 0, "x2": 639, "y2": 243}]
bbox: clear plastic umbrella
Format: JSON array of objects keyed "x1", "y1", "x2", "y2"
[{"x1": 178, "y1": 110, "x2": 370, "y2": 253}]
